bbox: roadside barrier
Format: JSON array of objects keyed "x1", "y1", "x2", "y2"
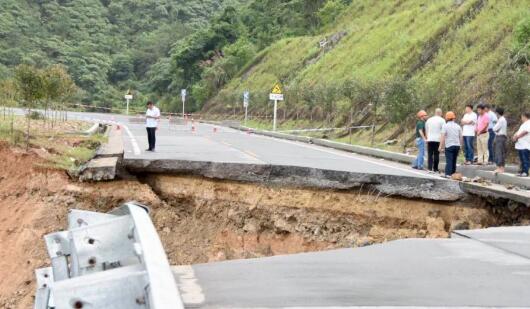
[
  {"x1": 277, "y1": 125, "x2": 373, "y2": 134},
  {"x1": 34, "y1": 202, "x2": 184, "y2": 309}
]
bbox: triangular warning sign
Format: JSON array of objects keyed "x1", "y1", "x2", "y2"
[{"x1": 271, "y1": 83, "x2": 282, "y2": 94}]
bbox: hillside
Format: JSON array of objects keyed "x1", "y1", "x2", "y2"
[
  {"x1": 203, "y1": 0, "x2": 529, "y2": 140},
  {"x1": 0, "y1": 0, "x2": 240, "y2": 110}
]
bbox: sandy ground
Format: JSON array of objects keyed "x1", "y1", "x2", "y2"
[
  {"x1": 1, "y1": 143, "x2": 530, "y2": 308},
  {"x1": 0, "y1": 143, "x2": 161, "y2": 308}
]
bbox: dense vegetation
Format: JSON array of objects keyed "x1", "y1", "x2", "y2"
[
  {"x1": 0, "y1": 0, "x2": 338, "y2": 113},
  {"x1": 162, "y1": 0, "x2": 336, "y2": 112},
  {"x1": 209, "y1": 0, "x2": 529, "y2": 129},
  {"x1": 0, "y1": 0, "x2": 528, "y2": 140},
  {"x1": 0, "y1": 0, "x2": 241, "y2": 112}
]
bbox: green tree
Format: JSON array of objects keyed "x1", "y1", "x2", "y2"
[
  {"x1": 14, "y1": 65, "x2": 45, "y2": 147},
  {"x1": 382, "y1": 78, "x2": 418, "y2": 125},
  {"x1": 42, "y1": 64, "x2": 77, "y2": 125}
]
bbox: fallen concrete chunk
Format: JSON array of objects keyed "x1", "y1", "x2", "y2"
[
  {"x1": 79, "y1": 157, "x2": 118, "y2": 181},
  {"x1": 124, "y1": 159, "x2": 465, "y2": 201},
  {"x1": 460, "y1": 181, "x2": 530, "y2": 206}
]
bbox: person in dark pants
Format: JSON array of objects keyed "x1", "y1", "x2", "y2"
[
  {"x1": 461, "y1": 104, "x2": 477, "y2": 165},
  {"x1": 425, "y1": 108, "x2": 445, "y2": 172},
  {"x1": 439, "y1": 111, "x2": 462, "y2": 177},
  {"x1": 485, "y1": 104, "x2": 498, "y2": 164},
  {"x1": 513, "y1": 112, "x2": 530, "y2": 177},
  {"x1": 493, "y1": 107, "x2": 507, "y2": 173},
  {"x1": 145, "y1": 101, "x2": 160, "y2": 152}
]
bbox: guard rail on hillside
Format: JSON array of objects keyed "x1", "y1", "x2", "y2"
[{"x1": 34, "y1": 202, "x2": 184, "y2": 309}]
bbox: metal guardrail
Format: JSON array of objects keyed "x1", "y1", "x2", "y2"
[{"x1": 34, "y1": 202, "x2": 184, "y2": 309}]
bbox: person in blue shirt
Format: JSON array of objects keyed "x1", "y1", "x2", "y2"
[
  {"x1": 412, "y1": 110, "x2": 428, "y2": 170},
  {"x1": 484, "y1": 104, "x2": 498, "y2": 164}
]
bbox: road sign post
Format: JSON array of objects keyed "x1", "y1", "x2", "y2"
[
  {"x1": 124, "y1": 92, "x2": 133, "y2": 115},
  {"x1": 269, "y1": 83, "x2": 284, "y2": 131},
  {"x1": 243, "y1": 91, "x2": 250, "y2": 126},
  {"x1": 181, "y1": 89, "x2": 187, "y2": 118}
]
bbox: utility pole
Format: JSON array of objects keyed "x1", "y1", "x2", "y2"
[
  {"x1": 181, "y1": 89, "x2": 186, "y2": 118},
  {"x1": 370, "y1": 100, "x2": 377, "y2": 147},
  {"x1": 243, "y1": 91, "x2": 249, "y2": 126},
  {"x1": 269, "y1": 83, "x2": 284, "y2": 132},
  {"x1": 124, "y1": 89, "x2": 133, "y2": 115},
  {"x1": 273, "y1": 99, "x2": 278, "y2": 131}
]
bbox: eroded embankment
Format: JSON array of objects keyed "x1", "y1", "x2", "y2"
[
  {"x1": 144, "y1": 174, "x2": 530, "y2": 265},
  {"x1": 2, "y1": 143, "x2": 530, "y2": 308}
]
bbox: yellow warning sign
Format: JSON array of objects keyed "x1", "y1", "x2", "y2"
[{"x1": 271, "y1": 83, "x2": 282, "y2": 94}]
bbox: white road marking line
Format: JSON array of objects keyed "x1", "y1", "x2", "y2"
[
  {"x1": 123, "y1": 124, "x2": 141, "y2": 155},
  {"x1": 247, "y1": 133, "x2": 438, "y2": 179},
  {"x1": 172, "y1": 266, "x2": 205, "y2": 305}
]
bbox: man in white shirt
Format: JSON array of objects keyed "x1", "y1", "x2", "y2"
[
  {"x1": 145, "y1": 101, "x2": 161, "y2": 152},
  {"x1": 461, "y1": 104, "x2": 477, "y2": 165},
  {"x1": 485, "y1": 104, "x2": 498, "y2": 164},
  {"x1": 513, "y1": 112, "x2": 530, "y2": 177},
  {"x1": 425, "y1": 108, "x2": 445, "y2": 172}
]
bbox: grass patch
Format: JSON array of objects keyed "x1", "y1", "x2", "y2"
[{"x1": 0, "y1": 113, "x2": 105, "y2": 171}]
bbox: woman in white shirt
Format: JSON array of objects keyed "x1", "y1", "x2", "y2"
[
  {"x1": 512, "y1": 112, "x2": 530, "y2": 177},
  {"x1": 493, "y1": 107, "x2": 507, "y2": 173}
]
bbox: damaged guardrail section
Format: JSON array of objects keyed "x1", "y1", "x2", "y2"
[{"x1": 34, "y1": 202, "x2": 184, "y2": 309}]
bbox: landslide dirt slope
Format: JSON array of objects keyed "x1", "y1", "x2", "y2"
[{"x1": 0, "y1": 143, "x2": 161, "y2": 308}]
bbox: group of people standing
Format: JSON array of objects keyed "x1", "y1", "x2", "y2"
[{"x1": 413, "y1": 104, "x2": 530, "y2": 178}]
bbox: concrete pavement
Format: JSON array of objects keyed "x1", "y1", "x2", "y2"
[
  {"x1": 120, "y1": 117, "x2": 438, "y2": 179},
  {"x1": 173, "y1": 226, "x2": 530, "y2": 308},
  {"x1": 117, "y1": 117, "x2": 468, "y2": 200}
]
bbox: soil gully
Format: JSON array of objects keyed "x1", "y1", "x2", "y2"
[{"x1": 140, "y1": 174, "x2": 530, "y2": 266}]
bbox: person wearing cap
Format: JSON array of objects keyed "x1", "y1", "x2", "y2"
[
  {"x1": 145, "y1": 101, "x2": 160, "y2": 152},
  {"x1": 425, "y1": 108, "x2": 445, "y2": 173},
  {"x1": 461, "y1": 104, "x2": 477, "y2": 165},
  {"x1": 485, "y1": 104, "x2": 498, "y2": 164},
  {"x1": 513, "y1": 112, "x2": 530, "y2": 177},
  {"x1": 439, "y1": 111, "x2": 462, "y2": 177},
  {"x1": 475, "y1": 104, "x2": 490, "y2": 165},
  {"x1": 412, "y1": 110, "x2": 428, "y2": 170},
  {"x1": 493, "y1": 107, "x2": 507, "y2": 173}
]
